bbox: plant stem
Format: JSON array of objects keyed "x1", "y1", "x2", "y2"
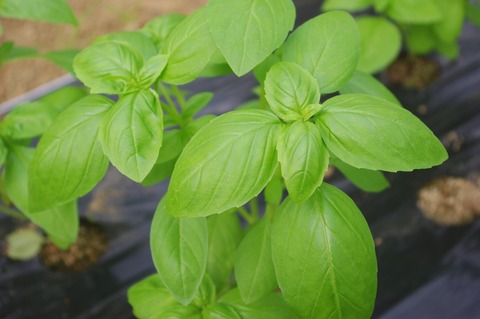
[
  {"x1": 0, "y1": 204, "x2": 27, "y2": 220},
  {"x1": 157, "y1": 82, "x2": 184, "y2": 127},
  {"x1": 265, "y1": 202, "x2": 277, "y2": 222},
  {"x1": 237, "y1": 207, "x2": 256, "y2": 224},
  {"x1": 249, "y1": 196, "x2": 259, "y2": 220},
  {"x1": 171, "y1": 85, "x2": 187, "y2": 110}
]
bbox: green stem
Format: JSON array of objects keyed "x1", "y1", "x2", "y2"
[
  {"x1": 0, "y1": 204, "x2": 27, "y2": 220},
  {"x1": 237, "y1": 207, "x2": 256, "y2": 225},
  {"x1": 171, "y1": 85, "x2": 187, "y2": 110},
  {"x1": 157, "y1": 82, "x2": 184, "y2": 127},
  {"x1": 249, "y1": 196, "x2": 259, "y2": 220},
  {"x1": 265, "y1": 202, "x2": 277, "y2": 222}
]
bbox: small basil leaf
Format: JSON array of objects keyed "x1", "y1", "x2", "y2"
[
  {"x1": 138, "y1": 53, "x2": 169, "y2": 87},
  {"x1": 182, "y1": 92, "x2": 214, "y2": 120},
  {"x1": 356, "y1": 16, "x2": 401, "y2": 74},
  {"x1": 73, "y1": 41, "x2": 144, "y2": 94},
  {"x1": 235, "y1": 219, "x2": 277, "y2": 304},
  {"x1": 282, "y1": 11, "x2": 360, "y2": 93},
  {"x1": 95, "y1": 31, "x2": 158, "y2": 60},
  {"x1": 207, "y1": 0, "x2": 295, "y2": 76},
  {"x1": 339, "y1": 70, "x2": 400, "y2": 105},
  {"x1": 253, "y1": 54, "x2": 281, "y2": 85},
  {"x1": 331, "y1": 157, "x2": 389, "y2": 193},
  {"x1": 432, "y1": 0, "x2": 465, "y2": 44},
  {"x1": 150, "y1": 198, "x2": 208, "y2": 305},
  {"x1": 405, "y1": 25, "x2": 436, "y2": 55},
  {"x1": 316, "y1": 94, "x2": 448, "y2": 172},
  {"x1": 99, "y1": 90, "x2": 163, "y2": 182},
  {"x1": 0, "y1": 0, "x2": 77, "y2": 25},
  {"x1": 29, "y1": 95, "x2": 113, "y2": 212},
  {"x1": 271, "y1": 184, "x2": 377, "y2": 319},
  {"x1": 161, "y1": 8, "x2": 217, "y2": 85},
  {"x1": 142, "y1": 14, "x2": 186, "y2": 50},
  {"x1": 193, "y1": 274, "x2": 216, "y2": 308},
  {"x1": 264, "y1": 173, "x2": 284, "y2": 205},
  {"x1": 207, "y1": 211, "x2": 242, "y2": 290},
  {"x1": 264, "y1": 61, "x2": 320, "y2": 122},
  {"x1": 42, "y1": 49, "x2": 80, "y2": 74},
  {"x1": 385, "y1": 0, "x2": 442, "y2": 24},
  {"x1": 167, "y1": 110, "x2": 282, "y2": 217},
  {"x1": 276, "y1": 121, "x2": 329, "y2": 202}
]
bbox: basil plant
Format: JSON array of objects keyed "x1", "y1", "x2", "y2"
[{"x1": 27, "y1": 0, "x2": 447, "y2": 318}]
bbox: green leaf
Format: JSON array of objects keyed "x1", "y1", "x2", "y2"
[
  {"x1": 0, "y1": 139, "x2": 7, "y2": 166},
  {"x1": 316, "y1": 94, "x2": 448, "y2": 172},
  {"x1": 140, "y1": 159, "x2": 176, "y2": 186},
  {"x1": 385, "y1": 0, "x2": 443, "y2": 24},
  {"x1": 276, "y1": 121, "x2": 329, "y2": 202},
  {"x1": 432, "y1": 0, "x2": 465, "y2": 43},
  {"x1": 435, "y1": 39, "x2": 459, "y2": 59},
  {"x1": 167, "y1": 109, "x2": 282, "y2": 217},
  {"x1": 331, "y1": 157, "x2": 389, "y2": 192},
  {"x1": 142, "y1": 14, "x2": 186, "y2": 50},
  {"x1": 0, "y1": 101, "x2": 57, "y2": 140},
  {"x1": 207, "y1": 211, "x2": 242, "y2": 290},
  {"x1": 405, "y1": 25, "x2": 436, "y2": 55},
  {"x1": 0, "y1": 41, "x2": 13, "y2": 64},
  {"x1": 4, "y1": 146, "x2": 79, "y2": 249},
  {"x1": 28, "y1": 95, "x2": 113, "y2": 212},
  {"x1": 150, "y1": 198, "x2": 208, "y2": 305},
  {"x1": 322, "y1": 0, "x2": 372, "y2": 11},
  {"x1": 264, "y1": 173, "x2": 284, "y2": 205},
  {"x1": 271, "y1": 184, "x2": 377, "y2": 319},
  {"x1": 253, "y1": 54, "x2": 281, "y2": 84},
  {"x1": 73, "y1": 41, "x2": 144, "y2": 94},
  {"x1": 203, "y1": 303, "x2": 242, "y2": 319},
  {"x1": 161, "y1": 8, "x2": 217, "y2": 85},
  {"x1": 138, "y1": 53, "x2": 169, "y2": 87},
  {"x1": 466, "y1": 2, "x2": 480, "y2": 26},
  {"x1": 0, "y1": 43, "x2": 37, "y2": 63},
  {"x1": 42, "y1": 49, "x2": 80, "y2": 73},
  {"x1": 264, "y1": 62, "x2": 321, "y2": 122},
  {"x1": 128, "y1": 274, "x2": 202, "y2": 319},
  {"x1": 339, "y1": 70, "x2": 400, "y2": 105},
  {"x1": 356, "y1": 16, "x2": 401, "y2": 74},
  {"x1": 38, "y1": 86, "x2": 88, "y2": 113},
  {"x1": 207, "y1": 0, "x2": 295, "y2": 76},
  {"x1": 99, "y1": 90, "x2": 163, "y2": 182},
  {"x1": 235, "y1": 219, "x2": 277, "y2": 304},
  {"x1": 0, "y1": 23, "x2": 3, "y2": 36},
  {"x1": 5, "y1": 229, "x2": 44, "y2": 261},
  {"x1": 182, "y1": 92, "x2": 214, "y2": 120},
  {"x1": 218, "y1": 288, "x2": 297, "y2": 319},
  {"x1": 193, "y1": 274, "x2": 216, "y2": 308},
  {"x1": 0, "y1": 0, "x2": 77, "y2": 25},
  {"x1": 282, "y1": 11, "x2": 360, "y2": 93},
  {"x1": 95, "y1": 31, "x2": 158, "y2": 60}
]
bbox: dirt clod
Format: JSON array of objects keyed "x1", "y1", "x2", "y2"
[
  {"x1": 417, "y1": 176, "x2": 480, "y2": 226},
  {"x1": 387, "y1": 55, "x2": 441, "y2": 89}
]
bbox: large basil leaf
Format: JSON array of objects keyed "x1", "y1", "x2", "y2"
[
  {"x1": 73, "y1": 41, "x2": 144, "y2": 94},
  {"x1": 276, "y1": 121, "x2": 329, "y2": 202},
  {"x1": 207, "y1": 211, "x2": 242, "y2": 290},
  {"x1": 235, "y1": 219, "x2": 277, "y2": 304},
  {"x1": 385, "y1": 0, "x2": 442, "y2": 24},
  {"x1": 167, "y1": 110, "x2": 282, "y2": 217},
  {"x1": 356, "y1": 16, "x2": 401, "y2": 74},
  {"x1": 29, "y1": 96, "x2": 113, "y2": 212},
  {"x1": 99, "y1": 90, "x2": 163, "y2": 182},
  {"x1": 264, "y1": 61, "x2": 320, "y2": 122},
  {"x1": 316, "y1": 94, "x2": 448, "y2": 172},
  {"x1": 142, "y1": 14, "x2": 186, "y2": 50},
  {"x1": 282, "y1": 11, "x2": 360, "y2": 93},
  {"x1": 339, "y1": 70, "x2": 399, "y2": 104},
  {"x1": 0, "y1": 0, "x2": 77, "y2": 25},
  {"x1": 128, "y1": 274, "x2": 202, "y2": 319},
  {"x1": 331, "y1": 157, "x2": 389, "y2": 193},
  {"x1": 271, "y1": 184, "x2": 377, "y2": 319},
  {"x1": 37, "y1": 86, "x2": 88, "y2": 114},
  {"x1": 4, "y1": 146, "x2": 78, "y2": 249},
  {"x1": 207, "y1": 0, "x2": 295, "y2": 76},
  {"x1": 322, "y1": 0, "x2": 372, "y2": 11},
  {"x1": 160, "y1": 8, "x2": 217, "y2": 85},
  {"x1": 150, "y1": 198, "x2": 208, "y2": 305}
]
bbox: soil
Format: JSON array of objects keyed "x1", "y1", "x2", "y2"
[
  {"x1": 386, "y1": 54, "x2": 441, "y2": 90},
  {"x1": 417, "y1": 176, "x2": 480, "y2": 225},
  {"x1": 39, "y1": 219, "x2": 108, "y2": 273},
  {"x1": 0, "y1": 0, "x2": 207, "y2": 103}
]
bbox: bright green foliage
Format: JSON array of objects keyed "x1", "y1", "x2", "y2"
[
  {"x1": 29, "y1": 96, "x2": 113, "y2": 212},
  {"x1": 182, "y1": 92, "x2": 214, "y2": 120},
  {"x1": 356, "y1": 16, "x2": 401, "y2": 74},
  {"x1": 0, "y1": 0, "x2": 77, "y2": 25},
  {"x1": 150, "y1": 199, "x2": 208, "y2": 305},
  {"x1": 282, "y1": 11, "x2": 360, "y2": 93},
  {"x1": 322, "y1": 0, "x2": 372, "y2": 11},
  {"x1": 5, "y1": 229, "x2": 44, "y2": 260},
  {"x1": 331, "y1": 158, "x2": 389, "y2": 193},
  {"x1": 43, "y1": 49, "x2": 80, "y2": 74},
  {"x1": 276, "y1": 121, "x2": 329, "y2": 202},
  {"x1": 340, "y1": 70, "x2": 400, "y2": 104},
  {"x1": 167, "y1": 110, "x2": 282, "y2": 217},
  {"x1": 160, "y1": 8, "x2": 217, "y2": 85},
  {"x1": 235, "y1": 219, "x2": 277, "y2": 304},
  {"x1": 207, "y1": 0, "x2": 295, "y2": 76},
  {"x1": 264, "y1": 62, "x2": 320, "y2": 122},
  {"x1": 142, "y1": 14, "x2": 186, "y2": 50},
  {"x1": 207, "y1": 211, "x2": 242, "y2": 290},
  {"x1": 316, "y1": 94, "x2": 448, "y2": 172},
  {"x1": 467, "y1": 2, "x2": 480, "y2": 26},
  {"x1": 99, "y1": 90, "x2": 163, "y2": 182},
  {"x1": 95, "y1": 31, "x2": 158, "y2": 60},
  {"x1": 384, "y1": 0, "x2": 442, "y2": 24},
  {"x1": 272, "y1": 184, "x2": 377, "y2": 319}
]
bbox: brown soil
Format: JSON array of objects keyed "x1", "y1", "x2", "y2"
[
  {"x1": 0, "y1": 0, "x2": 207, "y2": 103},
  {"x1": 387, "y1": 54, "x2": 441, "y2": 90},
  {"x1": 39, "y1": 220, "x2": 108, "y2": 272},
  {"x1": 417, "y1": 176, "x2": 480, "y2": 226}
]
